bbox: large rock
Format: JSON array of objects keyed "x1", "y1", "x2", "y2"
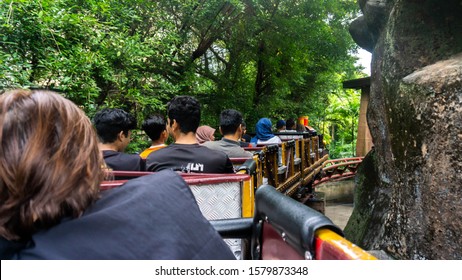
[
  {"x1": 349, "y1": 0, "x2": 389, "y2": 52},
  {"x1": 344, "y1": 0, "x2": 462, "y2": 259}
]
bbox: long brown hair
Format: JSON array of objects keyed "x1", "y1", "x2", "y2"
[{"x1": 0, "y1": 89, "x2": 103, "y2": 240}]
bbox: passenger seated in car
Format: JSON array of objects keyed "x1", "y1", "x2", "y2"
[
  {"x1": 93, "y1": 108, "x2": 145, "y2": 171},
  {"x1": 251, "y1": 118, "x2": 282, "y2": 166},
  {"x1": 251, "y1": 118, "x2": 282, "y2": 146},
  {"x1": 196, "y1": 125, "x2": 216, "y2": 144},
  {"x1": 0, "y1": 89, "x2": 235, "y2": 260},
  {"x1": 279, "y1": 118, "x2": 303, "y2": 141},
  {"x1": 146, "y1": 95, "x2": 234, "y2": 173},
  {"x1": 202, "y1": 109, "x2": 253, "y2": 158},
  {"x1": 239, "y1": 121, "x2": 252, "y2": 147},
  {"x1": 276, "y1": 119, "x2": 286, "y2": 132},
  {"x1": 140, "y1": 114, "x2": 168, "y2": 159}
]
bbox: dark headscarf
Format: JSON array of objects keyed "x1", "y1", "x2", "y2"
[{"x1": 251, "y1": 118, "x2": 274, "y2": 143}]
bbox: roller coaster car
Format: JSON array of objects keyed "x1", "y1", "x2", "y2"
[
  {"x1": 105, "y1": 134, "x2": 328, "y2": 210},
  {"x1": 100, "y1": 174, "x2": 375, "y2": 260},
  {"x1": 255, "y1": 137, "x2": 328, "y2": 211},
  {"x1": 211, "y1": 184, "x2": 377, "y2": 260},
  {"x1": 100, "y1": 153, "x2": 373, "y2": 259},
  {"x1": 230, "y1": 156, "x2": 260, "y2": 190},
  {"x1": 266, "y1": 140, "x2": 302, "y2": 195},
  {"x1": 102, "y1": 173, "x2": 255, "y2": 218},
  {"x1": 101, "y1": 170, "x2": 255, "y2": 259}
]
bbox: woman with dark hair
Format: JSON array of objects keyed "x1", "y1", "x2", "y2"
[{"x1": 0, "y1": 89, "x2": 234, "y2": 260}]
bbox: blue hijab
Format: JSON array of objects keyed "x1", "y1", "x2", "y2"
[{"x1": 251, "y1": 118, "x2": 274, "y2": 143}]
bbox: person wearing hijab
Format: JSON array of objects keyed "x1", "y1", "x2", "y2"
[
  {"x1": 196, "y1": 125, "x2": 216, "y2": 144},
  {"x1": 250, "y1": 118, "x2": 282, "y2": 145}
]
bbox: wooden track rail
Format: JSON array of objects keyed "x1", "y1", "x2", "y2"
[{"x1": 314, "y1": 157, "x2": 363, "y2": 186}]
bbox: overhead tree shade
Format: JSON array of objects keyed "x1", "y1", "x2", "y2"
[{"x1": 0, "y1": 0, "x2": 365, "y2": 155}]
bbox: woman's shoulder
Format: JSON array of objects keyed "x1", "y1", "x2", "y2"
[
  {"x1": 15, "y1": 170, "x2": 234, "y2": 259},
  {"x1": 258, "y1": 136, "x2": 281, "y2": 145}
]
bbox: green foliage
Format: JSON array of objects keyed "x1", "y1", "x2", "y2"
[
  {"x1": 1, "y1": 0, "x2": 364, "y2": 156},
  {"x1": 126, "y1": 130, "x2": 150, "y2": 155},
  {"x1": 320, "y1": 88, "x2": 361, "y2": 158}
]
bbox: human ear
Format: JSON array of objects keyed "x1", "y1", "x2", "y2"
[
  {"x1": 117, "y1": 131, "x2": 125, "y2": 141},
  {"x1": 171, "y1": 119, "x2": 179, "y2": 131},
  {"x1": 161, "y1": 130, "x2": 168, "y2": 141},
  {"x1": 237, "y1": 124, "x2": 243, "y2": 135}
]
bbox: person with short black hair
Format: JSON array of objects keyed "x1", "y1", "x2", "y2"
[
  {"x1": 240, "y1": 121, "x2": 252, "y2": 146},
  {"x1": 146, "y1": 96, "x2": 234, "y2": 173},
  {"x1": 140, "y1": 114, "x2": 168, "y2": 159},
  {"x1": 93, "y1": 108, "x2": 145, "y2": 171},
  {"x1": 276, "y1": 119, "x2": 286, "y2": 132},
  {"x1": 202, "y1": 109, "x2": 253, "y2": 158},
  {"x1": 286, "y1": 118, "x2": 296, "y2": 130}
]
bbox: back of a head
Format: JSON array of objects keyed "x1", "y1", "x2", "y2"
[
  {"x1": 141, "y1": 114, "x2": 166, "y2": 141},
  {"x1": 286, "y1": 118, "x2": 296, "y2": 130},
  {"x1": 296, "y1": 123, "x2": 306, "y2": 132},
  {"x1": 256, "y1": 118, "x2": 273, "y2": 133},
  {"x1": 93, "y1": 108, "x2": 136, "y2": 143},
  {"x1": 0, "y1": 89, "x2": 103, "y2": 241},
  {"x1": 220, "y1": 109, "x2": 243, "y2": 136},
  {"x1": 254, "y1": 118, "x2": 275, "y2": 141},
  {"x1": 276, "y1": 119, "x2": 286, "y2": 130},
  {"x1": 167, "y1": 95, "x2": 200, "y2": 134}
]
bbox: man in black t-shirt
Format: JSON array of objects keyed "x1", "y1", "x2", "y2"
[
  {"x1": 146, "y1": 96, "x2": 233, "y2": 173},
  {"x1": 93, "y1": 108, "x2": 145, "y2": 171}
]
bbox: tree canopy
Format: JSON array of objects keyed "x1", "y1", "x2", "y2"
[{"x1": 1, "y1": 0, "x2": 366, "y2": 157}]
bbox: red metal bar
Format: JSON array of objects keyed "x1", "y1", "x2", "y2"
[{"x1": 101, "y1": 173, "x2": 251, "y2": 190}]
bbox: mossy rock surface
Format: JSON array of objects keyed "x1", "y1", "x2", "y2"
[{"x1": 348, "y1": 0, "x2": 462, "y2": 259}]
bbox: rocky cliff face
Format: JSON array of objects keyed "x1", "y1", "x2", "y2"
[{"x1": 345, "y1": 0, "x2": 462, "y2": 259}]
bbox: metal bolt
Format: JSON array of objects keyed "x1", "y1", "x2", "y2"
[
  {"x1": 305, "y1": 251, "x2": 313, "y2": 260},
  {"x1": 281, "y1": 232, "x2": 286, "y2": 241}
]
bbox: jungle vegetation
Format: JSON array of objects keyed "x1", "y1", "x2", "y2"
[{"x1": 0, "y1": 0, "x2": 366, "y2": 157}]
